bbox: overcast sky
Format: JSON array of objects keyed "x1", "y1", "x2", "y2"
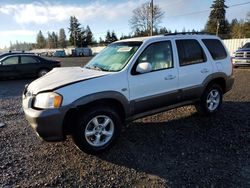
[{"x1": 0, "y1": 0, "x2": 249, "y2": 48}]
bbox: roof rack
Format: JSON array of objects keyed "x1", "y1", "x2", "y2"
[
  {"x1": 164, "y1": 32, "x2": 212, "y2": 36},
  {"x1": 8, "y1": 50, "x2": 26, "y2": 53}
]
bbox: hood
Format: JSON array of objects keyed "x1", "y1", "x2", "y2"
[
  {"x1": 236, "y1": 48, "x2": 250, "y2": 52},
  {"x1": 27, "y1": 67, "x2": 111, "y2": 94}
]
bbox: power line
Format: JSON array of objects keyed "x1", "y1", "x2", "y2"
[
  {"x1": 165, "y1": 1, "x2": 250, "y2": 19},
  {"x1": 228, "y1": 1, "x2": 250, "y2": 7},
  {"x1": 92, "y1": 1, "x2": 250, "y2": 37}
]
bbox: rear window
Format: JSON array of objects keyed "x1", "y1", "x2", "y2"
[
  {"x1": 176, "y1": 39, "x2": 206, "y2": 66},
  {"x1": 202, "y1": 39, "x2": 227, "y2": 60}
]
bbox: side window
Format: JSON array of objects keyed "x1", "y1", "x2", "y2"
[
  {"x1": 137, "y1": 41, "x2": 173, "y2": 71},
  {"x1": 21, "y1": 56, "x2": 39, "y2": 64},
  {"x1": 2, "y1": 57, "x2": 19, "y2": 65},
  {"x1": 176, "y1": 39, "x2": 206, "y2": 66},
  {"x1": 202, "y1": 39, "x2": 227, "y2": 60}
]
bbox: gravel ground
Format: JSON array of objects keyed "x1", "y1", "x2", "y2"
[{"x1": 0, "y1": 65, "x2": 250, "y2": 187}]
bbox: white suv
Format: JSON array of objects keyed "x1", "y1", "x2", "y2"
[{"x1": 22, "y1": 33, "x2": 234, "y2": 154}]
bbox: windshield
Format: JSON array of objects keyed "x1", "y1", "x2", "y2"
[
  {"x1": 242, "y1": 43, "x2": 250, "y2": 49},
  {"x1": 85, "y1": 42, "x2": 142, "y2": 72}
]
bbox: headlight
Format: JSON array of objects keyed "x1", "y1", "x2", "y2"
[{"x1": 34, "y1": 92, "x2": 62, "y2": 109}]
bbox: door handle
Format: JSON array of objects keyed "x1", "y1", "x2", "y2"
[
  {"x1": 201, "y1": 68, "x2": 209, "y2": 73},
  {"x1": 165, "y1": 75, "x2": 176, "y2": 80}
]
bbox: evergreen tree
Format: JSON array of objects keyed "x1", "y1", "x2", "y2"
[
  {"x1": 85, "y1": 25, "x2": 93, "y2": 46},
  {"x1": 59, "y1": 28, "x2": 67, "y2": 48},
  {"x1": 158, "y1": 27, "x2": 169, "y2": 35},
  {"x1": 68, "y1": 16, "x2": 81, "y2": 47},
  {"x1": 47, "y1": 32, "x2": 53, "y2": 49},
  {"x1": 111, "y1": 31, "x2": 118, "y2": 42},
  {"x1": 99, "y1": 37, "x2": 105, "y2": 45},
  {"x1": 36, "y1": 30, "x2": 46, "y2": 49},
  {"x1": 205, "y1": 0, "x2": 230, "y2": 38},
  {"x1": 51, "y1": 32, "x2": 58, "y2": 48},
  {"x1": 105, "y1": 31, "x2": 112, "y2": 43}
]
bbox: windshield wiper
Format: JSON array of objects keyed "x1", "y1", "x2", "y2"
[{"x1": 85, "y1": 65, "x2": 109, "y2": 72}]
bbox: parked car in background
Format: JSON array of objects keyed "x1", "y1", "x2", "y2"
[
  {"x1": 23, "y1": 33, "x2": 234, "y2": 154},
  {"x1": 233, "y1": 42, "x2": 250, "y2": 68},
  {"x1": 72, "y1": 47, "x2": 92, "y2": 57},
  {"x1": 53, "y1": 50, "x2": 66, "y2": 57},
  {"x1": 0, "y1": 54, "x2": 61, "y2": 79}
]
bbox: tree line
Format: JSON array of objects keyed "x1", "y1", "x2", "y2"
[
  {"x1": 128, "y1": 0, "x2": 250, "y2": 39},
  {"x1": 12, "y1": 0, "x2": 250, "y2": 50}
]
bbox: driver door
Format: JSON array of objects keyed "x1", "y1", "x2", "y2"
[
  {"x1": 128, "y1": 40, "x2": 179, "y2": 114},
  {"x1": 0, "y1": 56, "x2": 19, "y2": 78}
]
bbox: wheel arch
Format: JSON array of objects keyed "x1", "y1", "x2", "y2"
[
  {"x1": 203, "y1": 73, "x2": 227, "y2": 93},
  {"x1": 62, "y1": 91, "x2": 130, "y2": 135}
]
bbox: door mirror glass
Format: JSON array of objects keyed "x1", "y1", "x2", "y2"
[{"x1": 136, "y1": 62, "x2": 152, "y2": 74}]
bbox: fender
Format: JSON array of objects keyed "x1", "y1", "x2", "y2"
[{"x1": 71, "y1": 91, "x2": 130, "y2": 117}]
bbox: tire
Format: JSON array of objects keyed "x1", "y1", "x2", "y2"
[
  {"x1": 195, "y1": 84, "x2": 223, "y2": 115},
  {"x1": 72, "y1": 106, "x2": 122, "y2": 154},
  {"x1": 38, "y1": 69, "x2": 49, "y2": 77}
]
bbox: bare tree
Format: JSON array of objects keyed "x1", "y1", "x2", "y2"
[{"x1": 129, "y1": 2, "x2": 164, "y2": 36}]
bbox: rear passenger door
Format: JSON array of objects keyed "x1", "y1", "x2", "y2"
[
  {"x1": 175, "y1": 39, "x2": 212, "y2": 100},
  {"x1": 18, "y1": 56, "x2": 40, "y2": 76}
]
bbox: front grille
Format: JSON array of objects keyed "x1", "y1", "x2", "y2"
[
  {"x1": 246, "y1": 52, "x2": 250, "y2": 58},
  {"x1": 235, "y1": 52, "x2": 244, "y2": 58},
  {"x1": 235, "y1": 51, "x2": 250, "y2": 58}
]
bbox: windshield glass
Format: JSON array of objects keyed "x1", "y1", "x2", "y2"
[
  {"x1": 85, "y1": 42, "x2": 142, "y2": 72},
  {"x1": 242, "y1": 43, "x2": 250, "y2": 49}
]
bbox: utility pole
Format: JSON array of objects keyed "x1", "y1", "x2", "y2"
[
  {"x1": 150, "y1": 0, "x2": 154, "y2": 36},
  {"x1": 216, "y1": 20, "x2": 220, "y2": 36}
]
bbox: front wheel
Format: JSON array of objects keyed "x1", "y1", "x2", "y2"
[
  {"x1": 195, "y1": 84, "x2": 223, "y2": 115},
  {"x1": 72, "y1": 106, "x2": 122, "y2": 154}
]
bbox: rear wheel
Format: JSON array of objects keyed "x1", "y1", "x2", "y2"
[
  {"x1": 72, "y1": 106, "x2": 122, "y2": 154},
  {"x1": 38, "y1": 69, "x2": 49, "y2": 77},
  {"x1": 195, "y1": 84, "x2": 223, "y2": 115}
]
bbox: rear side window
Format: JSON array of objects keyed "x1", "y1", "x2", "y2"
[
  {"x1": 202, "y1": 39, "x2": 227, "y2": 60},
  {"x1": 21, "y1": 56, "x2": 39, "y2": 64},
  {"x1": 176, "y1": 39, "x2": 206, "y2": 66}
]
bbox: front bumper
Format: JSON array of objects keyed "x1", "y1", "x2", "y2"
[
  {"x1": 233, "y1": 58, "x2": 250, "y2": 66},
  {"x1": 22, "y1": 96, "x2": 69, "y2": 141}
]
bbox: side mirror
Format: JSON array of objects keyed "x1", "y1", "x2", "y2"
[{"x1": 136, "y1": 62, "x2": 152, "y2": 74}]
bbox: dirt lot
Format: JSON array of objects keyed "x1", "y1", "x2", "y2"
[{"x1": 0, "y1": 58, "x2": 250, "y2": 187}]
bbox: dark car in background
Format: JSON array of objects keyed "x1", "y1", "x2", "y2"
[
  {"x1": 233, "y1": 42, "x2": 250, "y2": 68},
  {"x1": 0, "y1": 53, "x2": 61, "y2": 79}
]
